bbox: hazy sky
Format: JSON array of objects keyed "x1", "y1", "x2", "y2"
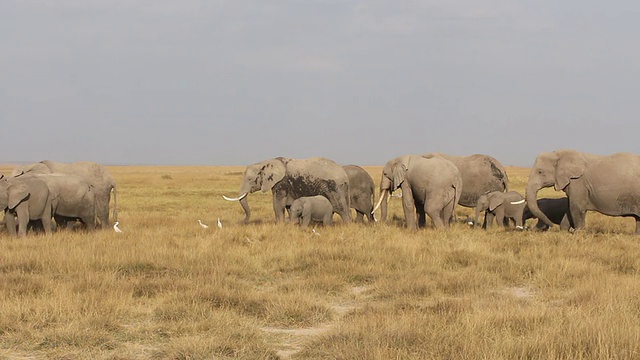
[{"x1": 2, "y1": 1, "x2": 640, "y2": 166}]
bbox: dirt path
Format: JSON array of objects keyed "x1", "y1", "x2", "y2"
[{"x1": 261, "y1": 286, "x2": 370, "y2": 359}]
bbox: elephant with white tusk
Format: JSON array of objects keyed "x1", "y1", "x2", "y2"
[
  {"x1": 422, "y1": 153, "x2": 509, "y2": 208},
  {"x1": 474, "y1": 191, "x2": 525, "y2": 229},
  {"x1": 374, "y1": 155, "x2": 462, "y2": 230},
  {"x1": 526, "y1": 150, "x2": 640, "y2": 234},
  {"x1": 224, "y1": 157, "x2": 351, "y2": 224}
]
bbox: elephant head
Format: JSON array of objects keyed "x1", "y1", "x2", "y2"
[
  {"x1": 7, "y1": 182, "x2": 30, "y2": 210},
  {"x1": 373, "y1": 155, "x2": 410, "y2": 222},
  {"x1": 223, "y1": 158, "x2": 287, "y2": 223},
  {"x1": 11, "y1": 162, "x2": 51, "y2": 177},
  {"x1": 526, "y1": 150, "x2": 586, "y2": 227},
  {"x1": 474, "y1": 192, "x2": 492, "y2": 227},
  {"x1": 289, "y1": 200, "x2": 304, "y2": 224}
]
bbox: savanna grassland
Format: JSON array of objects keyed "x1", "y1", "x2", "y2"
[{"x1": 1, "y1": 164, "x2": 640, "y2": 360}]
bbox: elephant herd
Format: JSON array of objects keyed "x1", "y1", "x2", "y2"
[
  {"x1": 3, "y1": 149, "x2": 640, "y2": 237},
  {"x1": 224, "y1": 150, "x2": 640, "y2": 235},
  {"x1": 0, "y1": 160, "x2": 117, "y2": 237}
]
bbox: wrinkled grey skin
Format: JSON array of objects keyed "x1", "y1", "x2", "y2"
[
  {"x1": 29, "y1": 174, "x2": 96, "y2": 230},
  {"x1": 526, "y1": 150, "x2": 640, "y2": 234},
  {"x1": 0, "y1": 175, "x2": 53, "y2": 237},
  {"x1": 523, "y1": 197, "x2": 570, "y2": 231},
  {"x1": 12, "y1": 161, "x2": 116, "y2": 228},
  {"x1": 423, "y1": 153, "x2": 509, "y2": 207},
  {"x1": 475, "y1": 191, "x2": 525, "y2": 229},
  {"x1": 379, "y1": 155, "x2": 462, "y2": 230},
  {"x1": 343, "y1": 165, "x2": 375, "y2": 223},
  {"x1": 289, "y1": 195, "x2": 334, "y2": 227},
  {"x1": 229, "y1": 157, "x2": 351, "y2": 224}
]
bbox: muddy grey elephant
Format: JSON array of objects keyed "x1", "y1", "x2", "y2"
[
  {"x1": 374, "y1": 155, "x2": 462, "y2": 230},
  {"x1": 11, "y1": 160, "x2": 116, "y2": 228},
  {"x1": 523, "y1": 197, "x2": 570, "y2": 231},
  {"x1": 0, "y1": 175, "x2": 53, "y2": 237},
  {"x1": 343, "y1": 165, "x2": 375, "y2": 223},
  {"x1": 422, "y1": 153, "x2": 509, "y2": 207},
  {"x1": 475, "y1": 191, "x2": 525, "y2": 229},
  {"x1": 31, "y1": 174, "x2": 96, "y2": 230},
  {"x1": 223, "y1": 157, "x2": 351, "y2": 224},
  {"x1": 526, "y1": 150, "x2": 640, "y2": 234},
  {"x1": 289, "y1": 195, "x2": 334, "y2": 227}
]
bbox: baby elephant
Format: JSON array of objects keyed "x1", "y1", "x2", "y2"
[
  {"x1": 289, "y1": 196, "x2": 334, "y2": 227},
  {"x1": 523, "y1": 197, "x2": 570, "y2": 231},
  {"x1": 475, "y1": 191, "x2": 526, "y2": 229}
]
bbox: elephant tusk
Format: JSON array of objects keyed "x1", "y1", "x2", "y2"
[
  {"x1": 223, "y1": 193, "x2": 248, "y2": 202},
  {"x1": 372, "y1": 190, "x2": 387, "y2": 214},
  {"x1": 510, "y1": 199, "x2": 525, "y2": 205}
]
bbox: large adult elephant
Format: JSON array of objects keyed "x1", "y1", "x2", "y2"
[
  {"x1": 343, "y1": 165, "x2": 375, "y2": 223},
  {"x1": 422, "y1": 153, "x2": 509, "y2": 207},
  {"x1": 526, "y1": 150, "x2": 640, "y2": 234},
  {"x1": 373, "y1": 155, "x2": 462, "y2": 230},
  {"x1": 11, "y1": 160, "x2": 117, "y2": 228},
  {"x1": 30, "y1": 174, "x2": 96, "y2": 230},
  {"x1": 223, "y1": 157, "x2": 351, "y2": 224}
]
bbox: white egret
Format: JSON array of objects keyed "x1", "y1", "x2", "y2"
[
  {"x1": 113, "y1": 222, "x2": 123, "y2": 233},
  {"x1": 198, "y1": 220, "x2": 209, "y2": 229}
]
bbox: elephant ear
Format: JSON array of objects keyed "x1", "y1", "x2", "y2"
[
  {"x1": 8, "y1": 183, "x2": 29, "y2": 210},
  {"x1": 488, "y1": 193, "x2": 504, "y2": 212},
  {"x1": 554, "y1": 151, "x2": 586, "y2": 191},
  {"x1": 260, "y1": 159, "x2": 287, "y2": 192},
  {"x1": 392, "y1": 162, "x2": 408, "y2": 189}
]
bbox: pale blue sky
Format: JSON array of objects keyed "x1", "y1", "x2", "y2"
[{"x1": 2, "y1": 1, "x2": 639, "y2": 166}]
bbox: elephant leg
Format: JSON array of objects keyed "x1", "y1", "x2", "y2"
[
  {"x1": 635, "y1": 216, "x2": 640, "y2": 235},
  {"x1": 5, "y1": 211, "x2": 17, "y2": 237},
  {"x1": 16, "y1": 208, "x2": 29, "y2": 237},
  {"x1": 354, "y1": 210, "x2": 364, "y2": 223},
  {"x1": 514, "y1": 209, "x2": 524, "y2": 229},
  {"x1": 425, "y1": 202, "x2": 445, "y2": 230},
  {"x1": 272, "y1": 194, "x2": 287, "y2": 224},
  {"x1": 485, "y1": 212, "x2": 495, "y2": 228},
  {"x1": 440, "y1": 200, "x2": 456, "y2": 229},
  {"x1": 301, "y1": 215, "x2": 311, "y2": 227},
  {"x1": 416, "y1": 203, "x2": 427, "y2": 228},
  {"x1": 323, "y1": 214, "x2": 333, "y2": 226},
  {"x1": 401, "y1": 185, "x2": 417, "y2": 230},
  {"x1": 560, "y1": 215, "x2": 571, "y2": 231},
  {"x1": 568, "y1": 203, "x2": 586, "y2": 231}
]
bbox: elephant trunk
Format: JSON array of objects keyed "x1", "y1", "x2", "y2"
[
  {"x1": 379, "y1": 190, "x2": 390, "y2": 222},
  {"x1": 474, "y1": 205, "x2": 482, "y2": 228},
  {"x1": 525, "y1": 183, "x2": 555, "y2": 227}
]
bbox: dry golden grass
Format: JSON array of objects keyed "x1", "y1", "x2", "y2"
[{"x1": 1, "y1": 164, "x2": 639, "y2": 359}]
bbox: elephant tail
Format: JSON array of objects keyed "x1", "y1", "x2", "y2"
[{"x1": 112, "y1": 184, "x2": 118, "y2": 222}]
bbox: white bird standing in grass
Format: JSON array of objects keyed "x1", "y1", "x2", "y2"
[
  {"x1": 217, "y1": 218, "x2": 222, "y2": 229},
  {"x1": 113, "y1": 222, "x2": 123, "y2": 233},
  {"x1": 312, "y1": 228, "x2": 320, "y2": 236},
  {"x1": 198, "y1": 220, "x2": 209, "y2": 229}
]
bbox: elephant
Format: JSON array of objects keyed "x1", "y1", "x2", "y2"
[
  {"x1": 374, "y1": 155, "x2": 462, "y2": 230},
  {"x1": 343, "y1": 165, "x2": 375, "y2": 223},
  {"x1": 526, "y1": 150, "x2": 640, "y2": 234},
  {"x1": 223, "y1": 157, "x2": 351, "y2": 224},
  {"x1": 31, "y1": 174, "x2": 96, "y2": 230},
  {"x1": 522, "y1": 197, "x2": 570, "y2": 231},
  {"x1": 422, "y1": 153, "x2": 509, "y2": 208},
  {"x1": 289, "y1": 195, "x2": 334, "y2": 227},
  {"x1": 0, "y1": 175, "x2": 53, "y2": 237},
  {"x1": 11, "y1": 160, "x2": 117, "y2": 228},
  {"x1": 474, "y1": 191, "x2": 525, "y2": 229}
]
